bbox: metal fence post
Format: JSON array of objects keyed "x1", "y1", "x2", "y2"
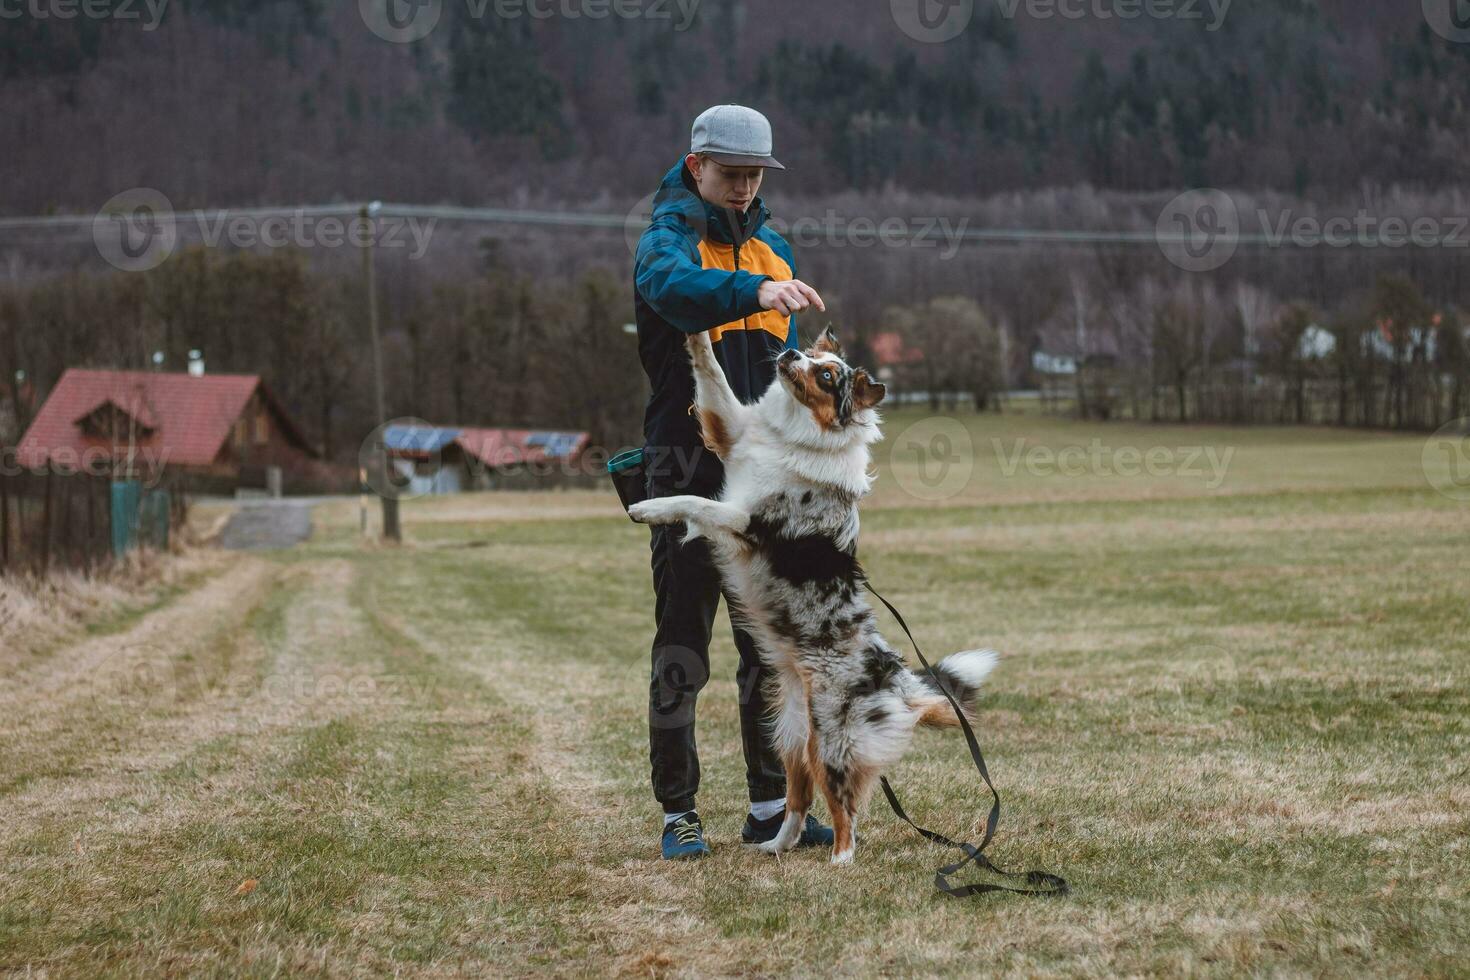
[{"x1": 40, "y1": 469, "x2": 53, "y2": 575}]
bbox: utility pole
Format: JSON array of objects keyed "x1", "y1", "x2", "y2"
[{"x1": 361, "y1": 201, "x2": 400, "y2": 542}]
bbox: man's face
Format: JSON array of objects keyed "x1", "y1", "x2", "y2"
[{"x1": 686, "y1": 154, "x2": 765, "y2": 213}]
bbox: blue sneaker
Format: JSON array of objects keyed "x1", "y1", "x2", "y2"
[
  {"x1": 740, "y1": 810, "x2": 835, "y2": 848},
  {"x1": 661, "y1": 812, "x2": 711, "y2": 861}
]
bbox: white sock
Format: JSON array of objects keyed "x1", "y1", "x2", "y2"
[
  {"x1": 749, "y1": 798, "x2": 785, "y2": 821},
  {"x1": 664, "y1": 810, "x2": 694, "y2": 827}
]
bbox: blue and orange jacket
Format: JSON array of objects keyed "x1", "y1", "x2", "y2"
[{"x1": 634, "y1": 157, "x2": 800, "y2": 493}]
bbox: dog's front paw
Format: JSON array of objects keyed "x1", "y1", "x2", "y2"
[
  {"x1": 628, "y1": 499, "x2": 677, "y2": 525},
  {"x1": 685, "y1": 330, "x2": 716, "y2": 365}
]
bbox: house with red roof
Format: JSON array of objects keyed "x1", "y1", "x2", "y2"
[
  {"x1": 16, "y1": 369, "x2": 320, "y2": 489},
  {"x1": 383, "y1": 423, "x2": 591, "y2": 493}
]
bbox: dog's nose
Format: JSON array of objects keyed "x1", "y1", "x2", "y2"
[{"x1": 778, "y1": 349, "x2": 799, "y2": 363}]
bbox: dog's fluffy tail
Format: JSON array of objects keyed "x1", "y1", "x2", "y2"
[{"x1": 912, "y1": 649, "x2": 999, "y2": 729}]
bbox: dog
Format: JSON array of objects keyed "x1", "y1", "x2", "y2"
[{"x1": 629, "y1": 326, "x2": 998, "y2": 864}]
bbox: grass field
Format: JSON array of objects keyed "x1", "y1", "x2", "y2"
[{"x1": 2, "y1": 411, "x2": 1467, "y2": 977}]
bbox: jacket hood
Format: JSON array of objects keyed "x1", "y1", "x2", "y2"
[{"x1": 650, "y1": 157, "x2": 770, "y2": 247}]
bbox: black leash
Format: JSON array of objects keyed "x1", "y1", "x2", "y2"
[{"x1": 865, "y1": 582, "x2": 1070, "y2": 899}]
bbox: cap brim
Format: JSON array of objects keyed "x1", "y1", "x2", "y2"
[{"x1": 703, "y1": 152, "x2": 785, "y2": 170}]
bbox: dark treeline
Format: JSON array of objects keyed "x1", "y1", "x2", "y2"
[
  {"x1": 4, "y1": 188, "x2": 1469, "y2": 472},
  {"x1": 0, "y1": 245, "x2": 645, "y2": 467},
  {"x1": 4, "y1": 1, "x2": 1470, "y2": 211}
]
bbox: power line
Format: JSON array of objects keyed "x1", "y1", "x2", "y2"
[{"x1": 0, "y1": 201, "x2": 1453, "y2": 249}]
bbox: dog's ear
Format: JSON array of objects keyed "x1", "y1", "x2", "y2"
[
  {"x1": 853, "y1": 368, "x2": 886, "y2": 409},
  {"x1": 811, "y1": 325, "x2": 844, "y2": 359}
]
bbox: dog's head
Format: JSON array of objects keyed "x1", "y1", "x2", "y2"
[{"x1": 770, "y1": 326, "x2": 886, "y2": 440}]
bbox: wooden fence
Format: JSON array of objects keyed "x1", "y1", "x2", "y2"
[{"x1": 0, "y1": 470, "x2": 114, "y2": 575}]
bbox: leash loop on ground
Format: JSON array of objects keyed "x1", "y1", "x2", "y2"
[{"x1": 866, "y1": 581, "x2": 1069, "y2": 900}]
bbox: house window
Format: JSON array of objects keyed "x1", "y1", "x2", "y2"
[
  {"x1": 254, "y1": 408, "x2": 268, "y2": 445},
  {"x1": 234, "y1": 418, "x2": 248, "y2": 448}
]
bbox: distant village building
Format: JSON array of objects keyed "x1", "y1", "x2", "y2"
[
  {"x1": 1298, "y1": 324, "x2": 1337, "y2": 361},
  {"x1": 1029, "y1": 324, "x2": 1123, "y2": 418},
  {"x1": 868, "y1": 331, "x2": 924, "y2": 383},
  {"x1": 1031, "y1": 350, "x2": 1079, "y2": 376},
  {"x1": 16, "y1": 369, "x2": 321, "y2": 492},
  {"x1": 383, "y1": 424, "x2": 591, "y2": 493}
]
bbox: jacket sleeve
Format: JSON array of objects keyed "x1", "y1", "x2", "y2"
[{"x1": 635, "y1": 217, "x2": 770, "y2": 334}]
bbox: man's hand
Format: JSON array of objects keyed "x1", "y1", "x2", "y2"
[{"x1": 758, "y1": 279, "x2": 826, "y2": 317}]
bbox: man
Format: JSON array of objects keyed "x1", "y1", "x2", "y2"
[{"x1": 633, "y1": 104, "x2": 833, "y2": 860}]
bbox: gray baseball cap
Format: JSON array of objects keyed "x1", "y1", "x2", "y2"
[{"x1": 690, "y1": 104, "x2": 785, "y2": 170}]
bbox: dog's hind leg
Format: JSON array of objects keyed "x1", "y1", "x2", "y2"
[
  {"x1": 758, "y1": 748, "x2": 813, "y2": 855},
  {"x1": 818, "y1": 767, "x2": 857, "y2": 865},
  {"x1": 758, "y1": 679, "x2": 813, "y2": 855},
  {"x1": 815, "y1": 754, "x2": 877, "y2": 865}
]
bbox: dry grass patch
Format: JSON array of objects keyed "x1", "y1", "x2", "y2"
[{"x1": 2, "y1": 414, "x2": 1467, "y2": 976}]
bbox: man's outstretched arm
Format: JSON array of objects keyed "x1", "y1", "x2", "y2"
[{"x1": 635, "y1": 218, "x2": 824, "y2": 333}]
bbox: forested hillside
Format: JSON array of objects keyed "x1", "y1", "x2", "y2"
[
  {"x1": 6, "y1": 1, "x2": 1470, "y2": 465},
  {"x1": 4, "y1": 0, "x2": 1468, "y2": 213}
]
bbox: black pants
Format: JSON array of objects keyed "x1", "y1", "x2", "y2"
[{"x1": 647, "y1": 492, "x2": 786, "y2": 815}]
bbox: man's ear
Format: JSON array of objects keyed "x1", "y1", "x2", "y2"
[
  {"x1": 811, "y1": 325, "x2": 844, "y2": 358},
  {"x1": 853, "y1": 369, "x2": 886, "y2": 409}
]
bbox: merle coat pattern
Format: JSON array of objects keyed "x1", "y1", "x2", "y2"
[{"x1": 629, "y1": 326, "x2": 998, "y2": 864}]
